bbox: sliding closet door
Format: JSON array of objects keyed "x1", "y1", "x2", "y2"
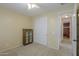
[{"x1": 34, "y1": 16, "x2": 48, "y2": 46}]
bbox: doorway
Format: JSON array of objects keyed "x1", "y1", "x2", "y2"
[
  {"x1": 59, "y1": 14, "x2": 72, "y2": 55},
  {"x1": 61, "y1": 16, "x2": 72, "y2": 46}
]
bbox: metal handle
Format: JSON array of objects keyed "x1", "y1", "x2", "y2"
[{"x1": 73, "y1": 40, "x2": 77, "y2": 41}]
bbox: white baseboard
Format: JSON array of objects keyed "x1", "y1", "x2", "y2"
[
  {"x1": 0, "y1": 44, "x2": 22, "y2": 53},
  {"x1": 47, "y1": 45, "x2": 59, "y2": 50},
  {"x1": 0, "y1": 41, "x2": 59, "y2": 53},
  {"x1": 34, "y1": 41, "x2": 59, "y2": 50}
]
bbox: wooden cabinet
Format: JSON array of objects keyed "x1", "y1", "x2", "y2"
[{"x1": 23, "y1": 29, "x2": 33, "y2": 45}]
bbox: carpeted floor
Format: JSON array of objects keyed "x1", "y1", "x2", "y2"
[
  {"x1": 61, "y1": 37, "x2": 72, "y2": 44},
  {"x1": 0, "y1": 43, "x2": 72, "y2": 56}
]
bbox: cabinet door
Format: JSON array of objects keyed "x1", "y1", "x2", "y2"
[
  {"x1": 25, "y1": 32, "x2": 29, "y2": 44},
  {"x1": 29, "y1": 31, "x2": 33, "y2": 43}
]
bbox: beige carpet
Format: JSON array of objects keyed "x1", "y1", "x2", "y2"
[
  {"x1": 61, "y1": 37, "x2": 72, "y2": 44},
  {"x1": 0, "y1": 43, "x2": 72, "y2": 56}
]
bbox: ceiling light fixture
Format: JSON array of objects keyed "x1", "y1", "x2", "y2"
[
  {"x1": 27, "y1": 3, "x2": 40, "y2": 10},
  {"x1": 64, "y1": 15, "x2": 69, "y2": 18},
  {"x1": 32, "y1": 4, "x2": 39, "y2": 8},
  {"x1": 27, "y1": 3, "x2": 32, "y2": 9}
]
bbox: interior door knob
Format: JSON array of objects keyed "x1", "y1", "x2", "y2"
[{"x1": 73, "y1": 40, "x2": 77, "y2": 41}]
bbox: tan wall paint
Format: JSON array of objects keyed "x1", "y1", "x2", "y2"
[{"x1": 0, "y1": 7, "x2": 33, "y2": 52}]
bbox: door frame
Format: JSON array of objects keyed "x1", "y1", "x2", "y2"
[
  {"x1": 61, "y1": 14, "x2": 72, "y2": 44},
  {"x1": 57, "y1": 9, "x2": 76, "y2": 55},
  {"x1": 72, "y1": 3, "x2": 77, "y2": 56}
]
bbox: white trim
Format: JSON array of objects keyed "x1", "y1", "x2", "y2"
[
  {"x1": 57, "y1": 4, "x2": 77, "y2": 55},
  {"x1": 0, "y1": 44, "x2": 22, "y2": 53},
  {"x1": 57, "y1": 10, "x2": 74, "y2": 53},
  {"x1": 71, "y1": 3, "x2": 77, "y2": 56},
  {"x1": 34, "y1": 41, "x2": 59, "y2": 50}
]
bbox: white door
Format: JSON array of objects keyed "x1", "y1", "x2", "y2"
[
  {"x1": 72, "y1": 4, "x2": 77, "y2": 56},
  {"x1": 34, "y1": 16, "x2": 48, "y2": 46},
  {"x1": 72, "y1": 15, "x2": 77, "y2": 56}
]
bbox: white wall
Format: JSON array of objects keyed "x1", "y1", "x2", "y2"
[
  {"x1": 0, "y1": 7, "x2": 33, "y2": 52},
  {"x1": 33, "y1": 5, "x2": 74, "y2": 49}
]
